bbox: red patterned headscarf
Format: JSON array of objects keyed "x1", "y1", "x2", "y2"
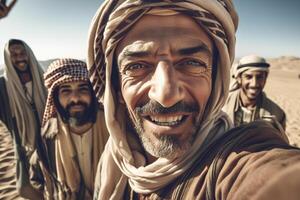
[{"x1": 42, "y1": 58, "x2": 88, "y2": 126}]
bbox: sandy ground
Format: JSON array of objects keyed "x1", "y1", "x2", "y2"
[
  {"x1": 265, "y1": 57, "x2": 300, "y2": 147},
  {"x1": 0, "y1": 122, "x2": 24, "y2": 199},
  {"x1": 0, "y1": 56, "x2": 299, "y2": 198}
]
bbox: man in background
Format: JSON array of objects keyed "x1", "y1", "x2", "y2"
[
  {"x1": 223, "y1": 55, "x2": 287, "y2": 133},
  {"x1": 30, "y1": 58, "x2": 109, "y2": 199},
  {"x1": 1, "y1": 39, "x2": 46, "y2": 198}
]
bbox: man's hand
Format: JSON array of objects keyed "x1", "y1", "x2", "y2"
[{"x1": 0, "y1": 0, "x2": 17, "y2": 19}]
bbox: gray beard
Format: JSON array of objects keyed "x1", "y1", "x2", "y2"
[
  {"x1": 134, "y1": 117, "x2": 198, "y2": 160},
  {"x1": 129, "y1": 100, "x2": 201, "y2": 160}
]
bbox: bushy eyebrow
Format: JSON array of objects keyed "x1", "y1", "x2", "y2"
[
  {"x1": 123, "y1": 49, "x2": 151, "y2": 58},
  {"x1": 177, "y1": 44, "x2": 212, "y2": 56},
  {"x1": 78, "y1": 83, "x2": 90, "y2": 88},
  {"x1": 59, "y1": 82, "x2": 89, "y2": 90},
  {"x1": 118, "y1": 43, "x2": 212, "y2": 67},
  {"x1": 121, "y1": 44, "x2": 211, "y2": 58},
  {"x1": 118, "y1": 49, "x2": 151, "y2": 67},
  {"x1": 59, "y1": 85, "x2": 71, "y2": 90}
]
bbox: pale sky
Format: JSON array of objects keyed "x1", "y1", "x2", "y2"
[{"x1": 1, "y1": 0, "x2": 300, "y2": 65}]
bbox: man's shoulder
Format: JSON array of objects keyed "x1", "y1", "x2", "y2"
[
  {"x1": 223, "y1": 89, "x2": 239, "y2": 112},
  {"x1": 222, "y1": 120, "x2": 288, "y2": 148},
  {"x1": 97, "y1": 103, "x2": 104, "y2": 111},
  {"x1": 261, "y1": 93, "x2": 285, "y2": 115},
  {"x1": 42, "y1": 118, "x2": 59, "y2": 139},
  {"x1": 226, "y1": 89, "x2": 239, "y2": 100}
]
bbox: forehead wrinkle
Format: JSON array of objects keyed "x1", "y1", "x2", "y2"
[
  {"x1": 132, "y1": 26, "x2": 198, "y2": 39},
  {"x1": 118, "y1": 41, "x2": 155, "y2": 66}
]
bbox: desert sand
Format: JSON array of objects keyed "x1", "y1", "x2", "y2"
[
  {"x1": 0, "y1": 123, "x2": 23, "y2": 199},
  {"x1": 264, "y1": 57, "x2": 300, "y2": 147},
  {"x1": 0, "y1": 56, "x2": 299, "y2": 198}
]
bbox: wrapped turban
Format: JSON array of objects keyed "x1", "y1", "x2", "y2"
[
  {"x1": 230, "y1": 55, "x2": 270, "y2": 91},
  {"x1": 42, "y1": 58, "x2": 88, "y2": 126},
  {"x1": 87, "y1": 0, "x2": 238, "y2": 199}
]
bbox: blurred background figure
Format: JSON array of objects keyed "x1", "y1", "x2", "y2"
[
  {"x1": 1, "y1": 38, "x2": 47, "y2": 198},
  {"x1": 223, "y1": 55, "x2": 287, "y2": 139},
  {"x1": 30, "y1": 59, "x2": 109, "y2": 199}
]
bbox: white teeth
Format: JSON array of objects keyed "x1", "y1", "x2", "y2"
[{"x1": 149, "y1": 115, "x2": 183, "y2": 123}]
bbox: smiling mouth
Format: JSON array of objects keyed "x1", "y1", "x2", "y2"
[
  {"x1": 70, "y1": 105, "x2": 84, "y2": 111},
  {"x1": 145, "y1": 115, "x2": 188, "y2": 126}
]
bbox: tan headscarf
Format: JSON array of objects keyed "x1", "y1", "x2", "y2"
[
  {"x1": 87, "y1": 1, "x2": 238, "y2": 199},
  {"x1": 42, "y1": 59, "x2": 109, "y2": 197},
  {"x1": 4, "y1": 39, "x2": 47, "y2": 150}
]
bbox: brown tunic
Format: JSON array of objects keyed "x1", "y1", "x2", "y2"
[{"x1": 125, "y1": 121, "x2": 300, "y2": 200}]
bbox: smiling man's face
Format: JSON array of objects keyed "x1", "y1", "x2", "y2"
[
  {"x1": 9, "y1": 43, "x2": 29, "y2": 72},
  {"x1": 238, "y1": 70, "x2": 267, "y2": 101},
  {"x1": 116, "y1": 14, "x2": 213, "y2": 160},
  {"x1": 57, "y1": 81, "x2": 93, "y2": 126}
]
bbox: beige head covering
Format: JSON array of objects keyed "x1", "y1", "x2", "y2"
[
  {"x1": 42, "y1": 58, "x2": 89, "y2": 126},
  {"x1": 230, "y1": 54, "x2": 270, "y2": 91},
  {"x1": 41, "y1": 59, "x2": 109, "y2": 198},
  {"x1": 87, "y1": 0, "x2": 238, "y2": 199},
  {"x1": 4, "y1": 39, "x2": 47, "y2": 149}
]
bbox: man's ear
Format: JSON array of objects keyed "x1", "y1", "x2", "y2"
[{"x1": 118, "y1": 91, "x2": 125, "y2": 104}]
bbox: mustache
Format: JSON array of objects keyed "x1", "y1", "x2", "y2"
[
  {"x1": 135, "y1": 100, "x2": 199, "y2": 115},
  {"x1": 66, "y1": 101, "x2": 88, "y2": 111}
]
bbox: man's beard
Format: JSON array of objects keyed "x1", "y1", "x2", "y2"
[
  {"x1": 59, "y1": 101, "x2": 94, "y2": 127},
  {"x1": 129, "y1": 100, "x2": 200, "y2": 160}
]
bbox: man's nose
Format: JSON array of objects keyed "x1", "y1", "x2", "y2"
[
  {"x1": 250, "y1": 77, "x2": 258, "y2": 87},
  {"x1": 69, "y1": 91, "x2": 80, "y2": 103},
  {"x1": 148, "y1": 61, "x2": 184, "y2": 108}
]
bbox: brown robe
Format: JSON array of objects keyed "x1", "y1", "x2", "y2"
[{"x1": 124, "y1": 121, "x2": 300, "y2": 200}]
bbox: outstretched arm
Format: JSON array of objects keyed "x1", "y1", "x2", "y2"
[{"x1": 0, "y1": 0, "x2": 17, "y2": 19}]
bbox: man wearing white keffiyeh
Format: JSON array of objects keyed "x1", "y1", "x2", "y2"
[
  {"x1": 88, "y1": 0, "x2": 300, "y2": 199},
  {"x1": 223, "y1": 55, "x2": 287, "y2": 136}
]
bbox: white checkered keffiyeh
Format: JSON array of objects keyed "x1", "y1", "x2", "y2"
[{"x1": 42, "y1": 58, "x2": 88, "y2": 126}]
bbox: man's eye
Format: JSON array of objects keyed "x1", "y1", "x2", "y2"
[
  {"x1": 257, "y1": 75, "x2": 265, "y2": 80},
  {"x1": 60, "y1": 89, "x2": 71, "y2": 94},
  {"x1": 122, "y1": 63, "x2": 150, "y2": 76},
  {"x1": 128, "y1": 63, "x2": 145, "y2": 70},
  {"x1": 183, "y1": 59, "x2": 206, "y2": 67},
  {"x1": 79, "y1": 87, "x2": 90, "y2": 93},
  {"x1": 178, "y1": 59, "x2": 208, "y2": 75}
]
